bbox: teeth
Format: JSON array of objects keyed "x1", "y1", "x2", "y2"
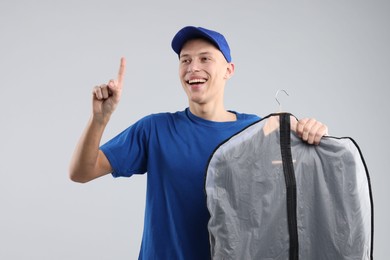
[{"x1": 188, "y1": 79, "x2": 206, "y2": 84}]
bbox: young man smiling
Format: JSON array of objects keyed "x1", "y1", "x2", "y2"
[{"x1": 69, "y1": 26, "x2": 328, "y2": 259}]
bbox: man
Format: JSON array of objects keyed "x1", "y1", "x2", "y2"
[{"x1": 69, "y1": 26, "x2": 328, "y2": 259}]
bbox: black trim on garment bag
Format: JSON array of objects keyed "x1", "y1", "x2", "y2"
[{"x1": 280, "y1": 114, "x2": 299, "y2": 260}]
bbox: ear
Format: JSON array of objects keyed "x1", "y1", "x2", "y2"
[{"x1": 224, "y1": 63, "x2": 235, "y2": 79}]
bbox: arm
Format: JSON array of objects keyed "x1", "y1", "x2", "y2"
[{"x1": 69, "y1": 58, "x2": 126, "y2": 183}]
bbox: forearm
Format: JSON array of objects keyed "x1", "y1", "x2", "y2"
[{"x1": 69, "y1": 115, "x2": 111, "y2": 183}]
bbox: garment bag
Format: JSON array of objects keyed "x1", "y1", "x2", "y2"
[{"x1": 205, "y1": 113, "x2": 373, "y2": 260}]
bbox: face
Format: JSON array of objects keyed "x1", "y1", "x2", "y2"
[{"x1": 179, "y1": 38, "x2": 234, "y2": 106}]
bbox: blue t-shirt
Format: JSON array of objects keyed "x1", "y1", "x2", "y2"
[{"x1": 100, "y1": 108, "x2": 260, "y2": 259}]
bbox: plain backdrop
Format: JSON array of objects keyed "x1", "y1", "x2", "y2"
[{"x1": 1, "y1": 0, "x2": 388, "y2": 259}]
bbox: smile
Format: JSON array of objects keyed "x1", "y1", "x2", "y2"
[{"x1": 187, "y1": 78, "x2": 207, "y2": 85}]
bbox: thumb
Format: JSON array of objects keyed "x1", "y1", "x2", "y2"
[
  {"x1": 290, "y1": 115, "x2": 298, "y2": 133},
  {"x1": 107, "y1": 79, "x2": 121, "y2": 101}
]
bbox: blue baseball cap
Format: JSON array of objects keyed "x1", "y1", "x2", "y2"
[{"x1": 171, "y1": 26, "x2": 232, "y2": 62}]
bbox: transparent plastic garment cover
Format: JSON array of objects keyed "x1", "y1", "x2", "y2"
[{"x1": 205, "y1": 113, "x2": 373, "y2": 260}]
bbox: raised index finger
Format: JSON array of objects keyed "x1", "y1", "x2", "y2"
[{"x1": 117, "y1": 57, "x2": 126, "y2": 84}]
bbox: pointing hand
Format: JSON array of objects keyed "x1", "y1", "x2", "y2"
[{"x1": 92, "y1": 57, "x2": 126, "y2": 123}]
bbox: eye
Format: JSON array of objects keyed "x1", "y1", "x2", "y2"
[
  {"x1": 181, "y1": 58, "x2": 191, "y2": 64},
  {"x1": 200, "y1": 56, "x2": 212, "y2": 63}
]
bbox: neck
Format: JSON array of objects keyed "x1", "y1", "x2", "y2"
[{"x1": 189, "y1": 103, "x2": 236, "y2": 122}]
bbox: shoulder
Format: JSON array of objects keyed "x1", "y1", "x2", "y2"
[
  {"x1": 233, "y1": 111, "x2": 261, "y2": 122},
  {"x1": 140, "y1": 110, "x2": 186, "y2": 123},
  {"x1": 132, "y1": 110, "x2": 187, "y2": 130}
]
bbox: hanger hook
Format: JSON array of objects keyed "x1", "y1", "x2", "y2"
[{"x1": 275, "y1": 89, "x2": 289, "y2": 111}]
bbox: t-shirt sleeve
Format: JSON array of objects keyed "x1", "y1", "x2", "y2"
[{"x1": 100, "y1": 116, "x2": 150, "y2": 178}]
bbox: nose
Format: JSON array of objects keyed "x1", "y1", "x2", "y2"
[{"x1": 187, "y1": 60, "x2": 200, "y2": 73}]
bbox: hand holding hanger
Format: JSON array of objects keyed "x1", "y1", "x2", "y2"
[{"x1": 275, "y1": 90, "x2": 329, "y2": 145}]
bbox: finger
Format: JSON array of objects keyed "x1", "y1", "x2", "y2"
[
  {"x1": 300, "y1": 118, "x2": 316, "y2": 142},
  {"x1": 117, "y1": 57, "x2": 126, "y2": 85},
  {"x1": 296, "y1": 118, "x2": 310, "y2": 138},
  {"x1": 306, "y1": 122, "x2": 322, "y2": 145},
  {"x1": 93, "y1": 85, "x2": 104, "y2": 100},
  {"x1": 313, "y1": 124, "x2": 329, "y2": 145},
  {"x1": 100, "y1": 84, "x2": 110, "y2": 99}
]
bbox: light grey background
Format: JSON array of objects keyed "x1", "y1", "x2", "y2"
[{"x1": 0, "y1": 0, "x2": 388, "y2": 259}]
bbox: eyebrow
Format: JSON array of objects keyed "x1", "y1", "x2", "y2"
[{"x1": 179, "y1": 51, "x2": 213, "y2": 59}]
